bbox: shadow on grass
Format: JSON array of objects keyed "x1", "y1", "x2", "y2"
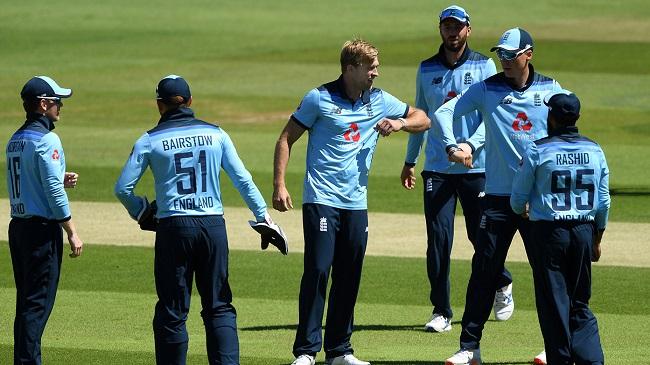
[
  {"x1": 241, "y1": 321, "x2": 465, "y2": 332},
  {"x1": 241, "y1": 323, "x2": 429, "y2": 332}
]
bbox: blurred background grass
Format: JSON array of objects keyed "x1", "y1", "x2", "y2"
[{"x1": 0, "y1": 0, "x2": 648, "y2": 222}]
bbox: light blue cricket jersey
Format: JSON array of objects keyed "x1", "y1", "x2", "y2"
[
  {"x1": 511, "y1": 126, "x2": 610, "y2": 229},
  {"x1": 406, "y1": 45, "x2": 496, "y2": 174},
  {"x1": 6, "y1": 114, "x2": 71, "y2": 221},
  {"x1": 293, "y1": 76, "x2": 408, "y2": 210},
  {"x1": 115, "y1": 107, "x2": 267, "y2": 221},
  {"x1": 435, "y1": 65, "x2": 563, "y2": 195}
]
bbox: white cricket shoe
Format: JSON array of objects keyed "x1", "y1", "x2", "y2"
[
  {"x1": 445, "y1": 348, "x2": 481, "y2": 365},
  {"x1": 533, "y1": 350, "x2": 547, "y2": 365},
  {"x1": 291, "y1": 354, "x2": 315, "y2": 365},
  {"x1": 326, "y1": 354, "x2": 371, "y2": 365},
  {"x1": 493, "y1": 283, "x2": 514, "y2": 321},
  {"x1": 424, "y1": 313, "x2": 452, "y2": 332}
]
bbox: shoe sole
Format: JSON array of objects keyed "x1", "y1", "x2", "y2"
[
  {"x1": 445, "y1": 360, "x2": 480, "y2": 365},
  {"x1": 425, "y1": 325, "x2": 452, "y2": 332}
]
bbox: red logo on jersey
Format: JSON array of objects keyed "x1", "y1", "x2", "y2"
[
  {"x1": 443, "y1": 91, "x2": 458, "y2": 104},
  {"x1": 512, "y1": 112, "x2": 533, "y2": 132},
  {"x1": 343, "y1": 123, "x2": 360, "y2": 142},
  {"x1": 52, "y1": 149, "x2": 60, "y2": 160}
]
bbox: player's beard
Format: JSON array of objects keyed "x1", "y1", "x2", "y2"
[{"x1": 443, "y1": 35, "x2": 467, "y2": 53}]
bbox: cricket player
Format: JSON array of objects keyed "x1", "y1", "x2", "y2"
[
  {"x1": 6, "y1": 76, "x2": 83, "y2": 365},
  {"x1": 511, "y1": 91, "x2": 609, "y2": 365},
  {"x1": 401, "y1": 5, "x2": 514, "y2": 333},
  {"x1": 273, "y1": 39, "x2": 430, "y2": 365},
  {"x1": 114, "y1": 75, "x2": 286, "y2": 365},
  {"x1": 436, "y1": 28, "x2": 564, "y2": 365}
]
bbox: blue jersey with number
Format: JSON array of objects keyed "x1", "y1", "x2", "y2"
[
  {"x1": 405, "y1": 46, "x2": 496, "y2": 173},
  {"x1": 292, "y1": 76, "x2": 408, "y2": 209},
  {"x1": 115, "y1": 107, "x2": 267, "y2": 221},
  {"x1": 435, "y1": 65, "x2": 563, "y2": 194},
  {"x1": 5, "y1": 114, "x2": 71, "y2": 221},
  {"x1": 511, "y1": 127, "x2": 610, "y2": 229}
]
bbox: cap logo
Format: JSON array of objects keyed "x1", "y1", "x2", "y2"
[{"x1": 502, "y1": 32, "x2": 511, "y2": 42}]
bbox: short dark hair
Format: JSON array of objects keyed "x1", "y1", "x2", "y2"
[
  {"x1": 159, "y1": 95, "x2": 189, "y2": 109},
  {"x1": 22, "y1": 98, "x2": 41, "y2": 113},
  {"x1": 550, "y1": 112, "x2": 579, "y2": 126}
]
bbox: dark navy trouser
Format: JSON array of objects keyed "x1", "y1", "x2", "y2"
[
  {"x1": 9, "y1": 217, "x2": 63, "y2": 365},
  {"x1": 153, "y1": 215, "x2": 238, "y2": 365},
  {"x1": 460, "y1": 195, "x2": 536, "y2": 349},
  {"x1": 293, "y1": 203, "x2": 368, "y2": 359},
  {"x1": 422, "y1": 171, "x2": 511, "y2": 319},
  {"x1": 530, "y1": 221, "x2": 604, "y2": 365}
]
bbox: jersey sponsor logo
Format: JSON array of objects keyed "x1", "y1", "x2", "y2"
[
  {"x1": 511, "y1": 112, "x2": 533, "y2": 132},
  {"x1": 343, "y1": 123, "x2": 360, "y2": 142},
  {"x1": 464, "y1": 72, "x2": 473, "y2": 85},
  {"x1": 443, "y1": 91, "x2": 458, "y2": 104},
  {"x1": 319, "y1": 217, "x2": 327, "y2": 232},
  {"x1": 432, "y1": 76, "x2": 443, "y2": 85},
  {"x1": 52, "y1": 149, "x2": 60, "y2": 160}
]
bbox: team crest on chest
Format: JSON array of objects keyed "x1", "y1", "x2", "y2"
[
  {"x1": 464, "y1": 72, "x2": 473, "y2": 85},
  {"x1": 534, "y1": 93, "x2": 542, "y2": 106}
]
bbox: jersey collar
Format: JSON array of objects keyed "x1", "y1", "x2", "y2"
[
  {"x1": 25, "y1": 112, "x2": 55, "y2": 131},
  {"x1": 549, "y1": 125, "x2": 579, "y2": 137},
  {"x1": 158, "y1": 106, "x2": 196, "y2": 125},
  {"x1": 333, "y1": 75, "x2": 371, "y2": 105},
  {"x1": 436, "y1": 44, "x2": 471, "y2": 70},
  {"x1": 505, "y1": 63, "x2": 536, "y2": 92}
]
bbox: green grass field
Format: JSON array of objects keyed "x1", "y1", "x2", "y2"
[
  {"x1": 0, "y1": 0, "x2": 649, "y2": 364},
  {"x1": 0, "y1": 244, "x2": 648, "y2": 364}
]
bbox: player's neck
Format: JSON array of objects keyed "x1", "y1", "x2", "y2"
[
  {"x1": 444, "y1": 44, "x2": 466, "y2": 66},
  {"x1": 342, "y1": 75, "x2": 363, "y2": 102},
  {"x1": 510, "y1": 65, "x2": 530, "y2": 89}
]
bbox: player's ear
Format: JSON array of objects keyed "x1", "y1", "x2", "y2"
[{"x1": 186, "y1": 96, "x2": 193, "y2": 107}]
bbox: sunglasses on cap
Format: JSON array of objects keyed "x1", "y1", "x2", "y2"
[
  {"x1": 496, "y1": 46, "x2": 531, "y2": 61},
  {"x1": 439, "y1": 8, "x2": 469, "y2": 23}
]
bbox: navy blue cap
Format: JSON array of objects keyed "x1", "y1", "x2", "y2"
[
  {"x1": 156, "y1": 75, "x2": 191, "y2": 100},
  {"x1": 544, "y1": 90, "x2": 581, "y2": 120},
  {"x1": 21, "y1": 76, "x2": 72, "y2": 100},
  {"x1": 490, "y1": 28, "x2": 534, "y2": 52},
  {"x1": 439, "y1": 5, "x2": 470, "y2": 25}
]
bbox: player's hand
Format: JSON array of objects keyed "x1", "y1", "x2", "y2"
[
  {"x1": 520, "y1": 203, "x2": 530, "y2": 219},
  {"x1": 592, "y1": 242, "x2": 601, "y2": 262},
  {"x1": 64, "y1": 172, "x2": 79, "y2": 188},
  {"x1": 68, "y1": 233, "x2": 83, "y2": 258},
  {"x1": 448, "y1": 150, "x2": 473, "y2": 168},
  {"x1": 273, "y1": 186, "x2": 293, "y2": 212},
  {"x1": 592, "y1": 229, "x2": 604, "y2": 262},
  {"x1": 458, "y1": 143, "x2": 472, "y2": 155},
  {"x1": 401, "y1": 165, "x2": 416, "y2": 190},
  {"x1": 374, "y1": 118, "x2": 401, "y2": 136}
]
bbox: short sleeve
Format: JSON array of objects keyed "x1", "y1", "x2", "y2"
[{"x1": 292, "y1": 88, "x2": 321, "y2": 129}]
